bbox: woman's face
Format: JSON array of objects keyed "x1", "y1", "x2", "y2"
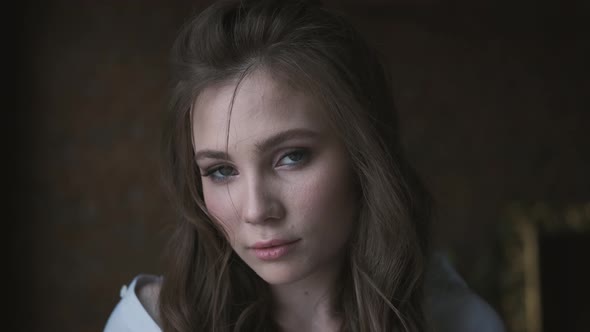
[{"x1": 192, "y1": 70, "x2": 358, "y2": 285}]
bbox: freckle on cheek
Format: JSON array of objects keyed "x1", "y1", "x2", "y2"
[
  {"x1": 213, "y1": 218, "x2": 235, "y2": 243},
  {"x1": 204, "y1": 199, "x2": 235, "y2": 245}
]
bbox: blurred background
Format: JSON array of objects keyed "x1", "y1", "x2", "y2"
[{"x1": 9, "y1": 0, "x2": 589, "y2": 331}]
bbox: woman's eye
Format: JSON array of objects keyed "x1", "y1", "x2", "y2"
[
  {"x1": 203, "y1": 165, "x2": 237, "y2": 182},
  {"x1": 277, "y1": 150, "x2": 308, "y2": 167}
]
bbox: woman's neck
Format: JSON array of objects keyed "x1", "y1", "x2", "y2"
[{"x1": 270, "y1": 259, "x2": 344, "y2": 332}]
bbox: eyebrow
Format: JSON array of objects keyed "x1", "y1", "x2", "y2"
[{"x1": 194, "y1": 128, "x2": 320, "y2": 161}]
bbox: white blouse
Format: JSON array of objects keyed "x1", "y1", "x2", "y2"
[
  {"x1": 103, "y1": 253, "x2": 505, "y2": 332},
  {"x1": 103, "y1": 274, "x2": 161, "y2": 332}
]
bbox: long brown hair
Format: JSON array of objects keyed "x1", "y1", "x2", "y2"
[{"x1": 159, "y1": 0, "x2": 432, "y2": 331}]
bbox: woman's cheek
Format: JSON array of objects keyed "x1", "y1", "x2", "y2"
[{"x1": 203, "y1": 185, "x2": 237, "y2": 239}]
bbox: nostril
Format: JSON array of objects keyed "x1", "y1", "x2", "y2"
[
  {"x1": 243, "y1": 194, "x2": 284, "y2": 224},
  {"x1": 240, "y1": 174, "x2": 285, "y2": 224}
]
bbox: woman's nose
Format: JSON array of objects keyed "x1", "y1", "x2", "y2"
[{"x1": 241, "y1": 174, "x2": 284, "y2": 224}]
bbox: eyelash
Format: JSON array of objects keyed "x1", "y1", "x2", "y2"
[
  {"x1": 276, "y1": 149, "x2": 308, "y2": 167},
  {"x1": 201, "y1": 149, "x2": 310, "y2": 184},
  {"x1": 202, "y1": 165, "x2": 237, "y2": 183}
]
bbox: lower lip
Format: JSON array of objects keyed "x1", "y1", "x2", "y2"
[{"x1": 252, "y1": 240, "x2": 299, "y2": 261}]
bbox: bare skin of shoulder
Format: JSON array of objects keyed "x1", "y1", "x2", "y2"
[{"x1": 136, "y1": 279, "x2": 162, "y2": 326}]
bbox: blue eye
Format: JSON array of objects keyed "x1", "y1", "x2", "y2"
[
  {"x1": 203, "y1": 165, "x2": 237, "y2": 183},
  {"x1": 277, "y1": 150, "x2": 308, "y2": 167}
]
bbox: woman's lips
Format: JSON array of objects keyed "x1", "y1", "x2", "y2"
[{"x1": 251, "y1": 239, "x2": 300, "y2": 261}]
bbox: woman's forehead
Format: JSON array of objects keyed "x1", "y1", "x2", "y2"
[
  {"x1": 191, "y1": 70, "x2": 331, "y2": 151},
  {"x1": 193, "y1": 70, "x2": 300, "y2": 116}
]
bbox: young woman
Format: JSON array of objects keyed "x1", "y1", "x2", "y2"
[{"x1": 104, "y1": 0, "x2": 505, "y2": 331}]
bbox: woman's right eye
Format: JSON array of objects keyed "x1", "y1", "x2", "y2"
[{"x1": 202, "y1": 165, "x2": 237, "y2": 183}]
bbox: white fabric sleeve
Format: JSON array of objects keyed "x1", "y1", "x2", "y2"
[{"x1": 103, "y1": 274, "x2": 162, "y2": 332}]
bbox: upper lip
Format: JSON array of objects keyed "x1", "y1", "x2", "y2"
[{"x1": 250, "y1": 238, "x2": 299, "y2": 249}]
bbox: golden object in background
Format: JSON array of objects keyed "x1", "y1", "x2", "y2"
[{"x1": 499, "y1": 202, "x2": 590, "y2": 332}]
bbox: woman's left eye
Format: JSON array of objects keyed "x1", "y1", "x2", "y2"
[{"x1": 276, "y1": 150, "x2": 309, "y2": 167}]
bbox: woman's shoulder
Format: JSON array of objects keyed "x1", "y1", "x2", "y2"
[
  {"x1": 103, "y1": 274, "x2": 162, "y2": 332},
  {"x1": 136, "y1": 276, "x2": 162, "y2": 324},
  {"x1": 423, "y1": 252, "x2": 506, "y2": 332}
]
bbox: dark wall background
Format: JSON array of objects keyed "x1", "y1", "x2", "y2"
[{"x1": 12, "y1": 0, "x2": 589, "y2": 331}]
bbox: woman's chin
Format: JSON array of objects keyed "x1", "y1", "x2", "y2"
[{"x1": 251, "y1": 264, "x2": 307, "y2": 286}]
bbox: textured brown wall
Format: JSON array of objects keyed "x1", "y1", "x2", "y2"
[{"x1": 14, "y1": 0, "x2": 589, "y2": 331}]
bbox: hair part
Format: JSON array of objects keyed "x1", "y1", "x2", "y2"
[{"x1": 159, "y1": 0, "x2": 432, "y2": 331}]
